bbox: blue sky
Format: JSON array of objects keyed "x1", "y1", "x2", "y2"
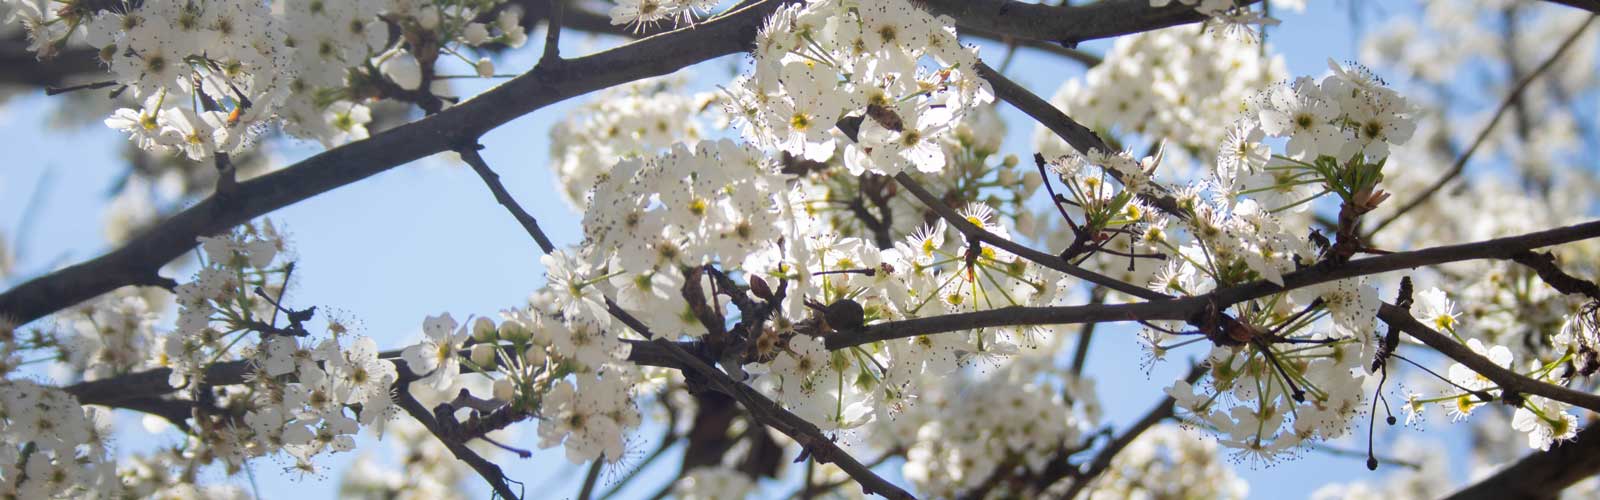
[{"x1": 0, "y1": 1, "x2": 1501, "y2": 498}]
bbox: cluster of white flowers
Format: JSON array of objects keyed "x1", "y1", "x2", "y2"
[
  {"x1": 116, "y1": 447, "x2": 251, "y2": 499},
  {"x1": 11, "y1": 0, "x2": 1599, "y2": 496},
  {"x1": 96, "y1": 220, "x2": 403, "y2": 477},
  {"x1": 579, "y1": 139, "x2": 783, "y2": 336},
  {"x1": 673, "y1": 465, "x2": 758, "y2": 500},
  {"x1": 61, "y1": 287, "x2": 162, "y2": 380},
  {"x1": 229, "y1": 333, "x2": 398, "y2": 473},
  {"x1": 1037, "y1": 27, "x2": 1287, "y2": 163},
  {"x1": 1082, "y1": 424, "x2": 1249, "y2": 500},
  {"x1": 399, "y1": 302, "x2": 642, "y2": 464},
  {"x1": 1251, "y1": 61, "x2": 1417, "y2": 162},
  {"x1": 1392, "y1": 282, "x2": 1583, "y2": 452},
  {"x1": 557, "y1": 132, "x2": 1060, "y2": 433},
  {"x1": 0, "y1": 381, "x2": 117, "y2": 498},
  {"x1": 730, "y1": 0, "x2": 993, "y2": 175},
  {"x1": 1023, "y1": 63, "x2": 1431, "y2": 462},
  {"x1": 339, "y1": 418, "x2": 473, "y2": 500},
  {"x1": 549, "y1": 76, "x2": 717, "y2": 208},
  {"x1": 161, "y1": 220, "x2": 287, "y2": 387},
  {"x1": 609, "y1": 0, "x2": 718, "y2": 31},
  {"x1": 2, "y1": 0, "x2": 527, "y2": 158},
  {"x1": 888, "y1": 358, "x2": 1098, "y2": 498}
]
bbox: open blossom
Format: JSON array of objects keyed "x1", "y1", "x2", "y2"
[
  {"x1": 1414, "y1": 287, "x2": 1460, "y2": 334},
  {"x1": 740, "y1": 0, "x2": 991, "y2": 176},
  {"x1": 402, "y1": 313, "x2": 470, "y2": 390},
  {"x1": 1446, "y1": 338, "x2": 1513, "y2": 420},
  {"x1": 1512, "y1": 396, "x2": 1579, "y2": 451},
  {"x1": 542, "y1": 250, "x2": 613, "y2": 327}
]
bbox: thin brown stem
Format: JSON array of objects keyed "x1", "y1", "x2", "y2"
[{"x1": 1366, "y1": 15, "x2": 1597, "y2": 237}]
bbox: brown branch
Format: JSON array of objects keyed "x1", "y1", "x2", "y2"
[
  {"x1": 459, "y1": 145, "x2": 558, "y2": 253},
  {"x1": 1048, "y1": 364, "x2": 1206, "y2": 497},
  {"x1": 540, "y1": 0, "x2": 565, "y2": 66},
  {"x1": 1365, "y1": 15, "x2": 1596, "y2": 237},
  {"x1": 1545, "y1": 0, "x2": 1600, "y2": 12},
  {"x1": 396, "y1": 376, "x2": 524, "y2": 499},
  {"x1": 893, "y1": 172, "x2": 1165, "y2": 300},
  {"x1": 1510, "y1": 250, "x2": 1600, "y2": 301},
  {"x1": 64, "y1": 219, "x2": 1600, "y2": 409},
  {"x1": 974, "y1": 63, "x2": 1185, "y2": 218},
  {"x1": 918, "y1": 0, "x2": 1258, "y2": 47},
  {"x1": 649, "y1": 338, "x2": 916, "y2": 499},
  {"x1": 0, "y1": 0, "x2": 790, "y2": 327},
  {"x1": 0, "y1": 0, "x2": 1223, "y2": 328},
  {"x1": 1379, "y1": 303, "x2": 1600, "y2": 413},
  {"x1": 1446, "y1": 422, "x2": 1600, "y2": 499}
]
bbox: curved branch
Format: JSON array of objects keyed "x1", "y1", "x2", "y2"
[
  {"x1": 1544, "y1": 0, "x2": 1600, "y2": 13},
  {"x1": 0, "y1": 0, "x2": 788, "y2": 327},
  {"x1": 0, "y1": 0, "x2": 1235, "y2": 328},
  {"x1": 1446, "y1": 423, "x2": 1600, "y2": 499},
  {"x1": 893, "y1": 172, "x2": 1165, "y2": 300},
  {"x1": 1053, "y1": 364, "x2": 1205, "y2": 498},
  {"x1": 974, "y1": 62, "x2": 1186, "y2": 217},
  {"x1": 1366, "y1": 15, "x2": 1596, "y2": 237},
  {"x1": 919, "y1": 0, "x2": 1255, "y2": 47},
  {"x1": 66, "y1": 219, "x2": 1600, "y2": 408}
]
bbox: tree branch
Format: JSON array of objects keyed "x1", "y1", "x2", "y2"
[
  {"x1": 648, "y1": 338, "x2": 916, "y2": 499},
  {"x1": 1446, "y1": 423, "x2": 1600, "y2": 499},
  {"x1": 1544, "y1": 0, "x2": 1600, "y2": 13},
  {"x1": 1366, "y1": 15, "x2": 1596, "y2": 237},
  {"x1": 893, "y1": 172, "x2": 1165, "y2": 300},
  {"x1": 918, "y1": 0, "x2": 1258, "y2": 47},
  {"x1": 0, "y1": 0, "x2": 1230, "y2": 328},
  {"x1": 395, "y1": 375, "x2": 525, "y2": 499},
  {"x1": 460, "y1": 145, "x2": 558, "y2": 253},
  {"x1": 1510, "y1": 250, "x2": 1600, "y2": 301},
  {"x1": 974, "y1": 62, "x2": 1185, "y2": 217},
  {"x1": 1049, "y1": 364, "x2": 1206, "y2": 497},
  {"x1": 0, "y1": 0, "x2": 789, "y2": 327},
  {"x1": 1379, "y1": 303, "x2": 1600, "y2": 413}
]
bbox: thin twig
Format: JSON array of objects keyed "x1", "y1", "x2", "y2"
[
  {"x1": 540, "y1": 0, "x2": 565, "y2": 66},
  {"x1": 1379, "y1": 303, "x2": 1600, "y2": 412},
  {"x1": 1053, "y1": 364, "x2": 1205, "y2": 497},
  {"x1": 395, "y1": 377, "x2": 524, "y2": 499},
  {"x1": 893, "y1": 172, "x2": 1164, "y2": 300},
  {"x1": 459, "y1": 145, "x2": 557, "y2": 253},
  {"x1": 1366, "y1": 15, "x2": 1597, "y2": 237},
  {"x1": 576, "y1": 457, "x2": 605, "y2": 500},
  {"x1": 43, "y1": 79, "x2": 117, "y2": 95}
]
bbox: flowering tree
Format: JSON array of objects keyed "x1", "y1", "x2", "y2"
[{"x1": 3, "y1": 0, "x2": 1600, "y2": 498}]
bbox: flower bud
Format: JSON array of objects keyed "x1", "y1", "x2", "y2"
[
  {"x1": 418, "y1": 7, "x2": 440, "y2": 30},
  {"x1": 380, "y1": 53, "x2": 422, "y2": 90},
  {"x1": 1021, "y1": 170, "x2": 1043, "y2": 195},
  {"x1": 497, "y1": 9, "x2": 522, "y2": 33},
  {"x1": 470, "y1": 343, "x2": 497, "y2": 370},
  {"x1": 1002, "y1": 154, "x2": 1019, "y2": 168},
  {"x1": 463, "y1": 23, "x2": 490, "y2": 45},
  {"x1": 500, "y1": 320, "x2": 531, "y2": 343},
  {"x1": 524, "y1": 346, "x2": 547, "y2": 367},
  {"x1": 997, "y1": 166, "x2": 1017, "y2": 186},
  {"x1": 493, "y1": 378, "x2": 515, "y2": 402},
  {"x1": 473, "y1": 317, "x2": 498, "y2": 342},
  {"x1": 475, "y1": 58, "x2": 495, "y2": 78}
]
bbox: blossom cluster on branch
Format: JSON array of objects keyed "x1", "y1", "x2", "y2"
[{"x1": 4, "y1": 0, "x2": 1600, "y2": 498}]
